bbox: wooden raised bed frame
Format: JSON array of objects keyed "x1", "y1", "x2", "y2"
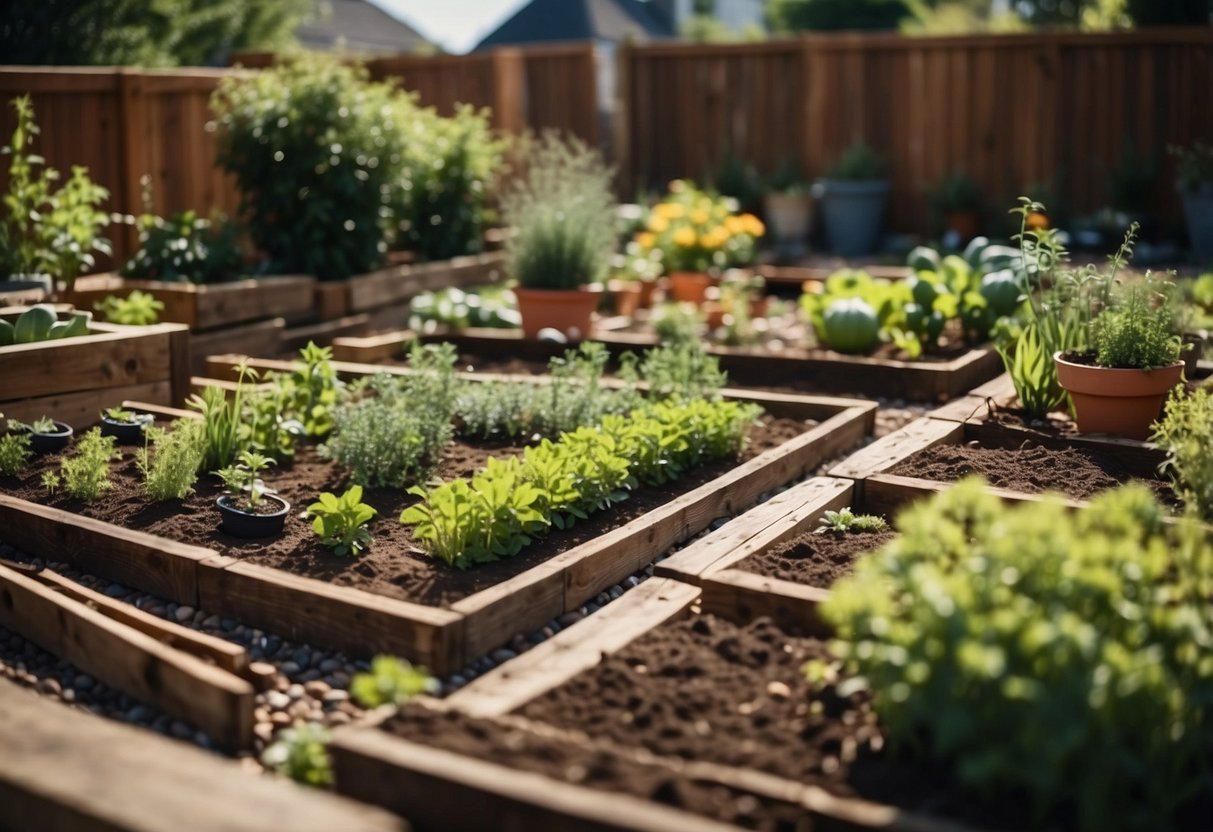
[
  {"x1": 69, "y1": 273, "x2": 317, "y2": 331},
  {"x1": 0, "y1": 308, "x2": 189, "y2": 426},
  {"x1": 331, "y1": 327, "x2": 1003, "y2": 402},
  {"x1": 0, "y1": 358, "x2": 875, "y2": 677},
  {"x1": 329, "y1": 575, "x2": 990, "y2": 832}
]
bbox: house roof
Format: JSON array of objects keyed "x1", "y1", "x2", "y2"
[
  {"x1": 475, "y1": 0, "x2": 674, "y2": 50},
  {"x1": 296, "y1": 0, "x2": 428, "y2": 54}
]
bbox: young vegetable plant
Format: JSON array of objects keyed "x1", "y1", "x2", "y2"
[
  {"x1": 94, "y1": 289, "x2": 165, "y2": 325},
  {"x1": 1152, "y1": 386, "x2": 1213, "y2": 522},
  {"x1": 0, "y1": 432, "x2": 32, "y2": 475},
  {"x1": 43, "y1": 428, "x2": 118, "y2": 502},
  {"x1": 138, "y1": 419, "x2": 205, "y2": 501},
  {"x1": 187, "y1": 360, "x2": 257, "y2": 470},
  {"x1": 816, "y1": 508, "x2": 887, "y2": 533},
  {"x1": 306, "y1": 485, "x2": 377, "y2": 556},
  {"x1": 260, "y1": 723, "x2": 332, "y2": 788},
  {"x1": 350, "y1": 656, "x2": 437, "y2": 708}
]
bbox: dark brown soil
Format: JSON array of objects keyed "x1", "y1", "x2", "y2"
[
  {"x1": 515, "y1": 613, "x2": 1024, "y2": 829},
  {"x1": 886, "y1": 442, "x2": 1174, "y2": 503},
  {"x1": 738, "y1": 529, "x2": 896, "y2": 587},
  {"x1": 0, "y1": 416, "x2": 808, "y2": 608},
  {"x1": 382, "y1": 706, "x2": 815, "y2": 831}
]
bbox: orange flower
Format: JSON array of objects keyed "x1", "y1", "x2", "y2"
[
  {"x1": 673, "y1": 227, "x2": 697, "y2": 248},
  {"x1": 635, "y1": 231, "x2": 656, "y2": 249}
]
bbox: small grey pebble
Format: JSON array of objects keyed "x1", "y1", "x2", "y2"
[
  {"x1": 490, "y1": 648, "x2": 516, "y2": 664},
  {"x1": 74, "y1": 674, "x2": 95, "y2": 691},
  {"x1": 278, "y1": 661, "x2": 301, "y2": 676},
  {"x1": 202, "y1": 615, "x2": 221, "y2": 629},
  {"x1": 608, "y1": 586, "x2": 623, "y2": 600},
  {"x1": 595, "y1": 592, "x2": 609, "y2": 606},
  {"x1": 447, "y1": 674, "x2": 468, "y2": 688},
  {"x1": 557, "y1": 612, "x2": 582, "y2": 627},
  {"x1": 169, "y1": 721, "x2": 193, "y2": 739},
  {"x1": 265, "y1": 691, "x2": 291, "y2": 711},
  {"x1": 318, "y1": 658, "x2": 342, "y2": 673},
  {"x1": 298, "y1": 669, "x2": 322, "y2": 683},
  {"x1": 322, "y1": 690, "x2": 349, "y2": 706},
  {"x1": 104, "y1": 584, "x2": 126, "y2": 598},
  {"x1": 220, "y1": 618, "x2": 237, "y2": 632},
  {"x1": 286, "y1": 684, "x2": 305, "y2": 701},
  {"x1": 174, "y1": 606, "x2": 195, "y2": 623}
]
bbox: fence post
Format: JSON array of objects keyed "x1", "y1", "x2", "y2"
[
  {"x1": 116, "y1": 68, "x2": 147, "y2": 261},
  {"x1": 491, "y1": 48, "x2": 525, "y2": 133}
]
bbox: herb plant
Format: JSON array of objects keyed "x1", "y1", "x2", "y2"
[
  {"x1": 0, "y1": 432, "x2": 31, "y2": 475},
  {"x1": 51, "y1": 428, "x2": 118, "y2": 502},
  {"x1": 186, "y1": 361, "x2": 257, "y2": 470},
  {"x1": 817, "y1": 479, "x2": 1213, "y2": 832},
  {"x1": 816, "y1": 508, "x2": 886, "y2": 533},
  {"x1": 1090, "y1": 277, "x2": 1180, "y2": 369},
  {"x1": 95, "y1": 289, "x2": 165, "y2": 325},
  {"x1": 138, "y1": 419, "x2": 205, "y2": 501},
  {"x1": 635, "y1": 342, "x2": 728, "y2": 402},
  {"x1": 215, "y1": 450, "x2": 275, "y2": 511},
  {"x1": 1152, "y1": 386, "x2": 1213, "y2": 522},
  {"x1": 261, "y1": 723, "x2": 332, "y2": 788},
  {"x1": 306, "y1": 486, "x2": 377, "y2": 557},
  {"x1": 504, "y1": 133, "x2": 617, "y2": 291},
  {"x1": 350, "y1": 656, "x2": 437, "y2": 708}
]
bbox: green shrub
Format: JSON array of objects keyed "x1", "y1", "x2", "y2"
[
  {"x1": 389, "y1": 104, "x2": 503, "y2": 262},
  {"x1": 211, "y1": 58, "x2": 404, "y2": 281},
  {"x1": 53, "y1": 428, "x2": 118, "y2": 502},
  {"x1": 0, "y1": 432, "x2": 31, "y2": 475},
  {"x1": 634, "y1": 342, "x2": 728, "y2": 402},
  {"x1": 503, "y1": 133, "x2": 616, "y2": 290},
  {"x1": 95, "y1": 289, "x2": 165, "y2": 326},
  {"x1": 120, "y1": 205, "x2": 244, "y2": 284},
  {"x1": 1092, "y1": 278, "x2": 1180, "y2": 369},
  {"x1": 818, "y1": 479, "x2": 1213, "y2": 831},
  {"x1": 824, "y1": 141, "x2": 887, "y2": 180},
  {"x1": 138, "y1": 419, "x2": 205, "y2": 501},
  {"x1": 1152, "y1": 386, "x2": 1213, "y2": 521}
]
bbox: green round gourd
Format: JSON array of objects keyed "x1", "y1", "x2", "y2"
[
  {"x1": 822, "y1": 298, "x2": 879, "y2": 354},
  {"x1": 979, "y1": 269, "x2": 1022, "y2": 317}
]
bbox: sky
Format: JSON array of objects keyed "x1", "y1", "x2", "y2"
[{"x1": 373, "y1": 0, "x2": 531, "y2": 53}]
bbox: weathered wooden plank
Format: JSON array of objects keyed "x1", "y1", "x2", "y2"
[
  {"x1": 828, "y1": 418, "x2": 962, "y2": 481},
  {"x1": 0, "y1": 563, "x2": 254, "y2": 751},
  {"x1": 447, "y1": 578, "x2": 700, "y2": 719},
  {"x1": 188, "y1": 318, "x2": 285, "y2": 374},
  {"x1": 346, "y1": 253, "x2": 506, "y2": 313},
  {"x1": 2, "y1": 380, "x2": 171, "y2": 426},
  {"x1": 0, "y1": 495, "x2": 209, "y2": 605},
  {"x1": 862, "y1": 473, "x2": 1087, "y2": 517},
  {"x1": 0, "y1": 678, "x2": 407, "y2": 832},
  {"x1": 656, "y1": 477, "x2": 855, "y2": 582},
  {"x1": 700, "y1": 569, "x2": 833, "y2": 636},
  {"x1": 279, "y1": 313, "x2": 371, "y2": 353},
  {"x1": 197, "y1": 560, "x2": 465, "y2": 677}
]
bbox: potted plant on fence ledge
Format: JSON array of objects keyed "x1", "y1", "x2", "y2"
[
  {"x1": 812, "y1": 141, "x2": 890, "y2": 257},
  {"x1": 929, "y1": 170, "x2": 983, "y2": 246},
  {"x1": 1172, "y1": 140, "x2": 1213, "y2": 262},
  {"x1": 636, "y1": 180, "x2": 764, "y2": 304},
  {"x1": 506, "y1": 133, "x2": 616, "y2": 341},
  {"x1": 762, "y1": 160, "x2": 813, "y2": 260}
]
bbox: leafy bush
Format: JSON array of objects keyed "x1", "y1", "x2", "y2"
[
  {"x1": 0, "y1": 432, "x2": 31, "y2": 476},
  {"x1": 634, "y1": 180, "x2": 763, "y2": 274},
  {"x1": 138, "y1": 419, "x2": 205, "y2": 501},
  {"x1": 403, "y1": 398, "x2": 760, "y2": 568},
  {"x1": 350, "y1": 656, "x2": 436, "y2": 708},
  {"x1": 211, "y1": 58, "x2": 404, "y2": 281},
  {"x1": 261, "y1": 723, "x2": 332, "y2": 788},
  {"x1": 818, "y1": 479, "x2": 1213, "y2": 831},
  {"x1": 323, "y1": 346, "x2": 458, "y2": 488},
  {"x1": 1091, "y1": 277, "x2": 1180, "y2": 369},
  {"x1": 1, "y1": 96, "x2": 110, "y2": 291},
  {"x1": 306, "y1": 486, "x2": 377, "y2": 557},
  {"x1": 1152, "y1": 386, "x2": 1213, "y2": 522},
  {"x1": 503, "y1": 133, "x2": 616, "y2": 290},
  {"x1": 389, "y1": 104, "x2": 503, "y2": 262},
  {"x1": 824, "y1": 141, "x2": 887, "y2": 181},
  {"x1": 119, "y1": 204, "x2": 244, "y2": 284},
  {"x1": 651, "y1": 302, "x2": 703, "y2": 345},
  {"x1": 48, "y1": 428, "x2": 118, "y2": 502},
  {"x1": 95, "y1": 289, "x2": 165, "y2": 325}
]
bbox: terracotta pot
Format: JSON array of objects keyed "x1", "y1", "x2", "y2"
[
  {"x1": 667, "y1": 272, "x2": 717, "y2": 304},
  {"x1": 635, "y1": 279, "x2": 660, "y2": 309},
  {"x1": 763, "y1": 192, "x2": 813, "y2": 245},
  {"x1": 513, "y1": 286, "x2": 602, "y2": 340},
  {"x1": 608, "y1": 279, "x2": 643, "y2": 318},
  {"x1": 1054, "y1": 352, "x2": 1184, "y2": 440},
  {"x1": 944, "y1": 211, "x2": 980, "y2": 242},
  {"x1": 702, "y1": 301, "x2": 726, "y2": 329}
]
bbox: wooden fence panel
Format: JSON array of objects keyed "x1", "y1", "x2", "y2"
[{"x1": 622, "y1": 28, "x2": 1213, "y2": 233}]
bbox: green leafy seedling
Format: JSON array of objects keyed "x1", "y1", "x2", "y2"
[
  {"x1": 817, "y1": 508, "x2": 887, "y2": 533},
  {"x1": 350, "y1": 656, "x2": 437, "y2": 708},
  {"x1": 306, "y1": 485, "x2": 377, "y2": 557}
]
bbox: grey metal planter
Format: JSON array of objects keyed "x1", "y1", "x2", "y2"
[
  {"x1": 1179, "y1": 182, "x2": 1213, "y2": 261},
  {"x1": 812, "y1": 179, "x2": 890, "y2": 256}
]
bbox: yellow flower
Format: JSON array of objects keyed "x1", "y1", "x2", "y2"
[
  {"x1": 740, "y1": 214, "x2": 765, "y2": 237},
  {"x1": 636, "y1": 231, "x2": 656, "y2": 249},
  {"x1": 699, "y1": 234, "x2": 719, "y2": 250},
  {"x1": 648, "y1": 215, "x2": 669, "y2": 233},
  {"x1": 691, "y1": 209, "x2": 710, "y2": 225},
  {"x1": 673, "y1": 227, "x2": 697, "y2": 248},
  {"x1": 724, "y1": 216, "x2": 744, "y2": 235}
]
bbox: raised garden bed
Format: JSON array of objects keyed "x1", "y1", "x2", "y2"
[
  {"x1": 346, "y1": 252, "x2": 506, "y2": 321},
  {"x1": 0, "y1": 364, "x2": 874, "y2": 677},
  {"x1": 0, "y1": 306, "x2": 189, "y2": 426},
  {"x1": 330, "y1": 327, "x2": 1002, "y2": 401},
  {"x1": 829, "y1": 411, "x2": 1174, "y2": 516},
  {"x1": 69, "y1": 273, "x2": 317, "y2": 331},
  {"x1": 330, "y1": 576, "x2": 997, "y2": 832}
]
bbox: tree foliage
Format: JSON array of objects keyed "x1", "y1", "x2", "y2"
[
  {"x1": 0, "y1": 0, "x2": 306, "y2": 67},
  {"x1": 767, "y1": 0, "x2": 912, "y2": 32}
]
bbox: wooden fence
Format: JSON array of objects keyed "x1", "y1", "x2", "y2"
[{"x1": 617, "y1": 28, "x2": 1213, "y2": 232}]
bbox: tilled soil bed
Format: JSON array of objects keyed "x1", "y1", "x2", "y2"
[
  {"x1": 381, "y1": 706, "x2": 816, "y2": 831},
  {"x1": 514, "y1": 612, "x2": 1022, "y2": 830},
  {"x1": 886, "y1": 442, "x2": 1175, "y2": 504},
  {"x1": 0, "y1": 417, "x2": 807, "y2": 608},
  {"x1": 737, "y1": 529, "x2": 895, "y2": 587}
]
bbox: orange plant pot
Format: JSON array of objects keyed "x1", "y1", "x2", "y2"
[
  {"x1": 514, "y1": 286, "x2": 602, "y2": 341},
  {"x1": 607, "y1": 279, "x2": 643, "y2": 318},
  {"x1": 667, "y1": 272, "x2": 717, "y2": 304},
  {"x1": 635, "y1": 279, "x2": 660, "y2": 309},
  {"x1": 1054, "y1": 353, "x2": 1184, "y2": 440}
]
